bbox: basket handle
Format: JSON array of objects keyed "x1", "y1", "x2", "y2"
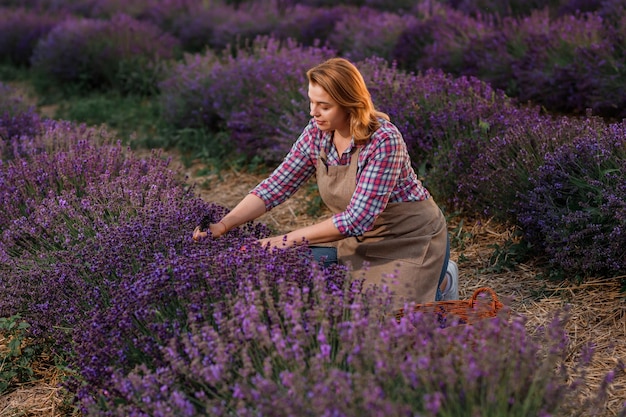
[{"x1": 469, "y1": 287, "x2": 500, "y2": 307}]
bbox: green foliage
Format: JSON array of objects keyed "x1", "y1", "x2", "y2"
[
  {"x1": 487, "y1": 229, "x2": 534, "y2": 273},
  {"x1": 446, "y1": 214, "x2": 474, "y2": 251},
  {"x1": 140, "y1": 126, "x2": 243, "y2": 170},
  {"x1": 0, "y1": 63, "x2": 26, "y2": 81},
  {"x1": 0, "y1": 314, "x2": 38, "y2": 395},
  {"x1": 55, "y1": 91, "x2": 163, "y2": 143},
  {"x1": 535, "y1": 268, "x2": 576, "y2": 285},
  {"x1": 115, "y1": 58, "x2": 168, "y2": 97}
]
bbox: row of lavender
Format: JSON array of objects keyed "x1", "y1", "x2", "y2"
[
  {"x1": 2, "y1": 0, "x2": 626, "y2": 117},
  {"x1": 0, "y1": 87, "x2": 621, "y2": 415}
]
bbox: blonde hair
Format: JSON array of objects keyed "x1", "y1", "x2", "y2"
[{"x1": 306, "y1": 57, "x2": 389, "y2": 144}]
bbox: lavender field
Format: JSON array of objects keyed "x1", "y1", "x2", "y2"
[{"x1": 1, "y1": 0, "x2": 625, "y2": 415}]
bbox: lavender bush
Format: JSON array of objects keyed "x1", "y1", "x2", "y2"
[
  {"x1": 0, "y1": 7, "x2": 61, "y2": 67},
  {"x1": 390, "y1": 3, "x2": 626, "y2": 119},
  {"x1": 0, "y1": 82, "x2": 42, "y2": 158},
  {"x1": 0, "y1": 120, "x2": 232, "y2": 349},
  {"x1": 555, "y1": 0, "x2": 605, "y2": 17},
  {"x1": 582, "y1": 14, "x2": 626, "y2": 119},
  {"x1": 555, "y1": 0, "x2": 626, "y2": 25},
  {"x1": 78, "y1": 0, "x2": 216, "y2": 50},
  {"x1": 297, "y1": 0, "x2": 416, "y2": 12},
  {"x1": 204, "y1": 0, "x2": 283, "y2": 53},
  {"x1": 0, "y1": 186, "x2": 224, "y2": 349},
  {"x1": 507, "y1": 11, "x2": 624, "y2": 118},
  {"x1": 516, "y1": 119, "x2": 626, "y2": 276},
  {"x1": 0, "y1": 121, "x2": 115, "y2": 235},
  {"x1": 457, "y1": 113, "x2": 577, "y2": 220},
  {"x1": 71, "y1": 0, "x2": 166, "y2": 19},
  {"x1": 157, "y1": 50, "x2": 221, "y2": 130},
  {"x1": 294, "y1": 0, "x2": 363, "y2": 7},
  {"x1": 393, "y1": 5, "x2": 496, "y2": 76},
  {"x1": 30, "y1": 13, "x2": 180, "y2": 95},
  {"x1": 272, "y1": 4, "x2": 354, "y2": 47},
  {"x1": 595, "y1": 0, "x2": 626, "y2": 25},
  {"x1": 159, "y1": 36, "x2": 334, "y2": 162},
  {"x1": 326, "y1": 7, "x2": 417, "y2": 63},
  {"x1": 71, "y1": 237, "x2": 328, "y2": 412},
  {"x1": 72, "y1": 251, "x2": 615, "y2": 416},
  {"x1": 480, "y1": 9, "x2": 626, "y2": 117},
  {"x1": 151, "y1": 2, "x2": 221, "y2": 53},
  {"x1": 355, "y1": 58, "x2": 529, "y2": 209},
  {"x1": 363, "y1": 0, "x2": 421, "y2": 12},
  {"x1": 23, "y1": 0, "x2": 191, "y2": 20},
  {"x1": 3, "y1": 0, "x2": 98, "y2": 15},
  {"x1": 76, "y1": 0, "x2": 242, "y2": 53}
]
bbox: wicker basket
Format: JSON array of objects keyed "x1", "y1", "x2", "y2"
[{"x1": 396, "y1": 287, "x2": 505, "y2": 326}]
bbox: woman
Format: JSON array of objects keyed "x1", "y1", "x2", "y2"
[{"x1": 193, "y1": 57, "x2": 458, "y2": 307}]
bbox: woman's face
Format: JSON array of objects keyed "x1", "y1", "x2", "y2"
[{"x1": 308, "y1": 83, "x2": 349, "y2": 136}]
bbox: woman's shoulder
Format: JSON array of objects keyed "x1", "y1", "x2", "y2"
[
  {"x1": 377, "y1": 117, "x2": 400, "y2": 131},
  {"x1": 358, "y1": 119, "x2": 406, "y2": 157},
  {"x1": 371, "y1": 118, "x2": 402, "y2": 141}
]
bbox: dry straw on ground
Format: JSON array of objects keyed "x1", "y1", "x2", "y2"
[{"x1": 1, "y1": 159, "x2": 624, "y2": 417}]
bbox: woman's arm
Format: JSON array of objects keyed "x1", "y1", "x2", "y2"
[
  {"x1": 193, "y1": 196, "x2": 345, "y2": 248},
  {"x1": 259, "y1": 217, "x2": 344, "y2": 249},
  {"x1": 193, "y1": 193, "x2": 267, "y2": 241}
]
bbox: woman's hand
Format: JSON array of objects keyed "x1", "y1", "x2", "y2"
[
  {"x1": 192, "y1": 222, "x2": 228, "y2": 242},
  {"x1": 193, "y1": 195, "x2": 267, "y2": 243},
  {"x1": 257, "y1": 218, "x2": 344, "y2": 249},
  {"x1": 192, "y1": 226, "x2": 207, "y2": 242},
  {"x1": 258, "y1": 235, "x2": 292, "y2": 249}
]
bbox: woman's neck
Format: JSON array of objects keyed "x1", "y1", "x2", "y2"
[
  {"x1": 333, "y1": 128, "x2": 351, "y2": 142},
  {"x1": 333, "y1": 130, "x2": 352, "y2": 155}
]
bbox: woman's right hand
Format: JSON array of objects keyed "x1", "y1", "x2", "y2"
[
  {"x1": 192, "y1": 194, "x2": 267, "y2": 243},
  {"x1": 192, "y1": 226, "x2": 207, "y2": 242},
  {"x1": 193, "y1": 222, "x2": 228, "y2": 242}
]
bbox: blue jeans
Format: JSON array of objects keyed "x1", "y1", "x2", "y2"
[
  {"x1": 435, "y1": 234, "x2": 451, "y2": 301},
  {"x1": 309, "y1": 246, "x2": 338, "y2": 268},
  {"x1": 310, "y1": 234, "x2": 450, "y2": 301}
]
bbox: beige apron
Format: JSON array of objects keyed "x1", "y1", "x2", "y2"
[{"x1": 317, "y1": 146, "x2": 447, "y2": 307}]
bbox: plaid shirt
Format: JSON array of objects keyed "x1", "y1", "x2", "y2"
[{"x1": 251, "y1": 118, "x2": 430, "y2": 236}]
